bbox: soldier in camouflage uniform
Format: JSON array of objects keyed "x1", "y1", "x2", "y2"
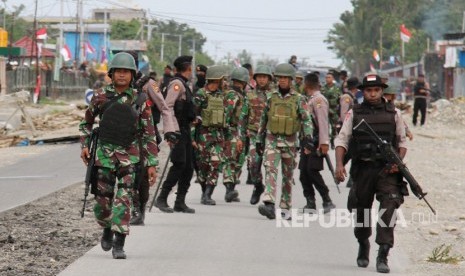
[
  {"x1": 243, "y1": 65, "x2": 273, "y2": 205},
  {"x1": 192, "y1": 65, "x2": 227, "y2": 205},
  {"x1": 222, "y1": 67, "x2": 250, "y2": 202},
  {"x1": 321, "y1": 72, "x2": 341, "y2": 149},
  {"x1": 79, "y1": 52, "x2": 158, "y2": 259},
  {"x1": 257, "y1": 63, "x2": 313, "y2": 219},
  {"x1": 293, "y1": 71, "x2": 305, "y2": 94}
]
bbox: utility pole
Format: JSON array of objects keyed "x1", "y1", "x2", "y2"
[
  {"x1": 103, "y1": 8, "x2": 107, "y2": 63},
  {"x1": 178, "y1": 35, "x2": 182, "y2": 56},
  {"x1": 160, "y1": 33, "x2": 165, "y2": 62},
  {"x1": 462, "y1": 11, "x2": 465, "y2": 32},
  {"x1": 54, "y1": 0, "x2": 64, "y2": 81},
  {"x1": 2, "y1": 0, "x2": 6, "y2": 30},
  {"x1": 32, "y1": 0, "x2": 39, "y2": 103},
  {"x1": 79, "y1": 0, "x2": 84, "y2": 63}
]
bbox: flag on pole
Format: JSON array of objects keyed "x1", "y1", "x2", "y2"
[
  {"x1": 100, "y1": 47, "x2": 107, "y2": 63},
  {"x1": 36, "y1": 28, "x2": 47, "y2": 40},
  {"x1": 60, "y1": 44, "x2": 72, "y2": 61},
  {"x1": 373, "y1": 50, "x2": 380, "y2": 62},
  {"x1": 84, "y1": 41, "x2": 96, "y2": 54},
  {"x1": 400, "y1": 24, "x2": 412, "y2": 43}
]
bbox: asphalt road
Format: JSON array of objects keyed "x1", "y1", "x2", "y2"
[
  {"x1": 59, "y1": 155, "x2": 408, "y2": 276},
  {"x1": 0, "y1": 143, "x2": 84, "y2": 212}
]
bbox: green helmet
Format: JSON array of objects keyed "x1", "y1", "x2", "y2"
[
  {"x1": 253, "y1": 65, "x2": 273, "y2": 80},
  {"x1": 295, "y1": 71, "x2": 304, "y2": 79},
  {"x1": 109, "y1": 52, "x2": 137, "y2": 73},
  {"x1": 206, "y1": 65, "x2": 225, "y2": 80},
  {"x1": 383, "y1": 82, "x2": 397, "y2": 95},
  {"x1": 274, "y1": 63, "x2": 296, "y2": 79},
  {"x1": 231, "y1": 67, "x2": 250, "y2": 83}
]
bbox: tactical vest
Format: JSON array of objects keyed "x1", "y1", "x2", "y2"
[
  {"x1": 350, "y1": 100, "x2": 397, "y2": 161},
  {"x1": 201, "y1": 93, "x2": 226, "y2": 128},
  {"x1": 267, "y1": 93, "x2": 300, "y2": 136},
  {"x1": 413, "y1": 82, "x2": 427, "y2": 98},
  {"x1": 99, "y1": 91, "x2": 145, "y2": 147},
  {"x1": 171, "y1": 77, "x2": 196, "y2": 129},
  {"x1": 246, "y1": 90, "x2": 267, "y2": 131}
]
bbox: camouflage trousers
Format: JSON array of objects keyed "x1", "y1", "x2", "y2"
[
  {"x1": 223, "y1": 138, "x2": 239, "y2": 184},
  {"x1": 235, "y1": 138, "x2": 247, "y2": 183},
  {"x1": 262, "y1": 145, "x2": 297, "y2": 209},
  {"x1": 247, "y1": 133, "x2": 263, "y2": 185},
  {"x1": 197, "y1": 138, "x2": 223, "y2": 186},
  {"x1": 93, "y1": 165, "x2": 135, "y2": 235}
]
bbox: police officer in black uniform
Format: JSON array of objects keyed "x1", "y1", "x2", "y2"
[
  {"x1": 155, "y1": 56, "x2": 197, "y2": 213},
  {"x1": 335, "y1": 74, "x2": 408, "y2": 273}
]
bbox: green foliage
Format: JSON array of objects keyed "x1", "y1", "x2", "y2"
[
  {"x1": 110, "y1": 19, "x2": 141, "y2": 40},
  {"x1": 326, "y1": 0, "x2": 463, "y2": 75},
  {"x1": 427, "y1": 244, "x2": 464, "y2": 264},
  {"x1": 3, "y1": 5, "x2": 32, "y2": 43}
]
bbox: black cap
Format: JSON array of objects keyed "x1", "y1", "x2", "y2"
[
  {"x1": 340, "y1": 70, "x2": 348, "y2": 77},
  {"x1": 173, "y1": 55, "x2": 193, "y2": 70},
  {"x1": 347, "y1": 77, "x2": 360, "y2": 89},
  {"x1": 165, "y1": 65, "x2": 172, "y2": 70},
  {"x1": 196, "y1": 64, "x2": 207, "y2": 73},
  {"x1": 358, "y1": 74, "x2": 388, "y2": 90}
]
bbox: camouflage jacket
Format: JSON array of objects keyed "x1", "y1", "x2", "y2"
[
  {"x1": 79, "y1": 84, "x2": 158, "y2": 169},
  {"x1": 224, "y1": 85, "x2": 247, "y2": 140},
  {"x1": 192, "y1": 88, "x2": 225, "y2": 143}
]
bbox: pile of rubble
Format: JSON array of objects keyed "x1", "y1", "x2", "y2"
[
  {"x1": 429, "y1": 97, "x2": 465, "y2": 126},
  {"x1": 0, "y1": 93, "x2": 86, "y2": 148}
]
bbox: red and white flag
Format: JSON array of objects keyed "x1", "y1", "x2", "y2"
[
  {"x1": 373, "y1": 50, "x2": 380, "y2": 62},
  {"x1": 400, "y1": 24, "x2": 412, "y2": 43},
  {"x1": 369, "y1": 63, "x2": 376, "y2": 72},
  {"x1": 60, "y1": 44, "x2": 72, "y2": 61},
  {"x1": 36, "y1": 28, "x2": 47, "y2": 40},
  {"x1": 84, "y1": 41, "x2": 96, "y2": 54}
]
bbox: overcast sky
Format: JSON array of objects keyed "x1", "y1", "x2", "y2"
[{"x1": 13, "y1": 0, "x2": 353, "y2": 67}]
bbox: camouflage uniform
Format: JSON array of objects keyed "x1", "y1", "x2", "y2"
[
  {"x1": 79, "y1": 85, "x2": 158, "y2": 235},
  {"x1": 321, "y1": 83, "x2": 341, "y2": 147},
  {"x1": 193, "y1": 88, "x2": 225, "y2": 190},
  {"x1": 259, "y1": 89, "x2": 313, "y2": 210}
]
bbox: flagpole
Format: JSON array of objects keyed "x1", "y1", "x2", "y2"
[
  {"x1": 401, "y1": 39, "x2": 405, "y2": 78},
  {"x1": 379, "y1": 26, "x2": 383, "y2": 70}
]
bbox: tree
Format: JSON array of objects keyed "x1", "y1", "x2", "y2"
[
  {"x1": 237, "y1": 49, "x2": 253, "y2": 65},
  {"x1": 325, "y1": 0, "x2": 443, "y2": 75},
  {"x1": 4, "y1": 4, "x2": 32, "y2": 43}
]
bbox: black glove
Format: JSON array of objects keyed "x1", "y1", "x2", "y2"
[{"x1": 165, "y1": 132, "x2": 181, "y2": 144}]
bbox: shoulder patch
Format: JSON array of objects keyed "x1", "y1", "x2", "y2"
[
  {"x1": 152, "y1": 82, "x2": 160, "y2": 93},
  {"x1": 345, "y1": 97, "x2": 350, "y2": 103},
  {"x1": 174, "y1": 84, "x2": 180, "y2": 92}
]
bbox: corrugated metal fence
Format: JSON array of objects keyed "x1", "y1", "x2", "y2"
[{"x1": 6, "y1": 67, "x2": 91, "y2": 100}]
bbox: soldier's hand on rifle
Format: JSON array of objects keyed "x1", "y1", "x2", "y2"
[
  {"x1": 318, "y1": 144, "x2": 329, "y2": 156},
  {"x1": 147, "y1": 166, "x2": 157, "y2": 186},
  {"x1": 165, "y1": 132, "x2": 181, "y2": 148},
  {"x1": 80, "y1": 147, "x2": 90, "y2": 166},
  {"x1": 335, "y1": 164, "x2": 347, "y2": 182},
  {"x1": 385, "y1": 163, "x2": 399, "y2": 174}
]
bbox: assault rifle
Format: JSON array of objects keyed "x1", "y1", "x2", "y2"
[
  {"x1": 81, "y1": 128, "x2": 99, "y2": 218},
  {"x1": 353, "y1": 119, "x2": 436, "y2": 215}
]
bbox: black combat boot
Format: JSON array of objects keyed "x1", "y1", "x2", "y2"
[
  {"x1": 112, "y1": 232, "x2": 127, "y2": 259},
  {"x1": 100, "y1": 227, "x2": 113, "y2": 252},
  {"x1": 199, "y1": 182, "x2": 206, "y2": 203},
  {"x1": 129, "y1": 207, "x2": 144, "y2": 226},
  {"x1": 357, "y1": 239, "x2": 370, "y2": 268},
  {"x1": 376, "y1": 244, "x2": 391, "y2": 273},
  {"x1": 250, "y1": 183, "x2": 264, "y2": 205},
  {"x1": 155, "y1": 188, "x2": 174, "y2": 213},
  {"x1": 201, "y1": 185, "x2": 216, "y2": 205},
  {"x1": 258, "y1": 202, "x2": 276, "y2": 220},
  {"x1": 224, "y1": 183, "x2": 239, "y2": 203},
  {"x1": 322, "y1": 194, "x2": 336, "y2": 214},
  {"x1": 303, "y1": 197, "x2": 317, "y2": 213},
  {"x1": 346, "y1": 177, "x2": 353, "y2": 188},
  {"x1": 174, "y1": 193, "x2": 195, "y2": 213}
]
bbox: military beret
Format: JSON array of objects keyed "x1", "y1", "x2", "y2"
[{"x1": 173, "y1": 55, "x2": 193, "y2": 69}]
